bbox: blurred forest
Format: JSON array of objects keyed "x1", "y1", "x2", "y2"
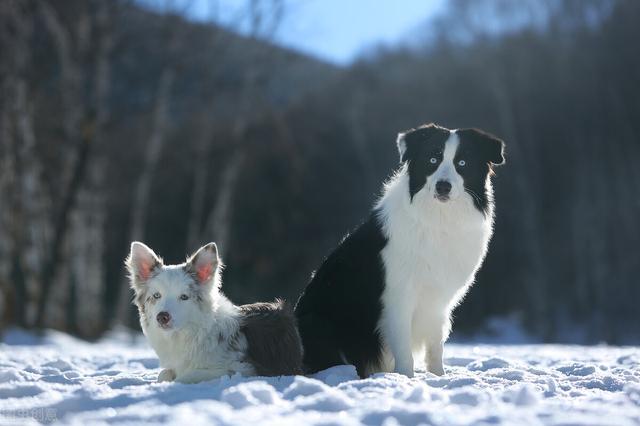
[{"x1": 1, "y1": 0, "x2": 638, "y2": 343}]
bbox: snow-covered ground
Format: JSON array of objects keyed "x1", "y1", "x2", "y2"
[{"x1": 1, "y1": 329, "x2": 639, "y2": 425}]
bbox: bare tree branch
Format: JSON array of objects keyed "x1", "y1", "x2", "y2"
[{"x1": 35, "y1": 0, "x2": 115, "y2": 329}]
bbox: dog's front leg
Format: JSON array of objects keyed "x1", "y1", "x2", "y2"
[
  {"x1": 382, "y1": 304, "x2": 414, "y2": 377},
  {"x1": 175, "y1": 368, "x2": 225, "y2": 384},
  {"x1": 426, "y1": 341, "x2": 445, "y2": 376},
  {"x1": 422, "y1": 314, "x2": 448, "y2": 376},
  {"x1": 158, "y1": 368, "x2": 176, "y2": 382}
]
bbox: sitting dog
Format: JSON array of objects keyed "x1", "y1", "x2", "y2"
[
  {"x1": 126, "y1": 242, "x2": 303, "y2": 383},
  {"x1": 295, "y1": 123, "x2": 505, "y2": 378}
]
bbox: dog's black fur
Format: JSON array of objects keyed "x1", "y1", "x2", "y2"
[
  {"x1": 294, "y1": 212, "x2": 388, "y2": 377},
  {"x1": 240, "y1": 300, "x2": 304, "y2": 376}
]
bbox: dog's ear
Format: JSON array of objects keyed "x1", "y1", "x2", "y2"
[
  {"x1": 186, "y1": 243, "x2": 219, "y2": 285},
  {"x1": 471, "y1": 128, "x2": 505, "y2": 166},
  {"x1": 397, "y1": 132, "x2": 407, "y2": 162},
  {"x1": 397, "y1": 123, "x2": 447, "y2": 163},
  {"x1": 127, "y1": 242, "x2": 162, "y2": 286},
  {"x1": 484, "y1": 133, "x2": 505, "y2": 166},
  {"x1": 457, "y1": 128, "x2": 506, "y2": 166}
]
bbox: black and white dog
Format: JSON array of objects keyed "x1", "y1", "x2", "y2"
[{"x1": 294, "y1": 123, "x2": 505, "y2": 378}]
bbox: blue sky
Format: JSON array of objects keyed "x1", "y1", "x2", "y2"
[
  {"x1": 270, "y1": 0, "x2": 446, "y2": 64},
  {"x1": 151, "y1": 0, "x2": 446, "y2": 65}
]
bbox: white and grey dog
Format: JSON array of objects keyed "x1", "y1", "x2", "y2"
[{"x1": 126, "y1": 242, "x2": 303, "y2": 383}]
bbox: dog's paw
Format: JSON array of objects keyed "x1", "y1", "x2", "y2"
[
  {"x1": 393, "y1": 366, "x2": 415, "y2": 378},
  {"x1": 158, "y1": 368, "x2": 176, "y2": 382},
  {"x1": 393, "y1": 357, "x2": 415, "y2": 378},
  {"x1": 427, "y1": 364, "x2": 445, "y2": 376}
]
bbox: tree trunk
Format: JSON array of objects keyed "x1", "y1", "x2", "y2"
[
  {"x1": 487, "y1": 73, "x2": 550, "y2": 338},
  {"x1": 34, "y1": 1, "x2": 113, "y2": 329},
  {"x1": 67, "y1": 0, "x2": 114, "y2": 336},
  {"x1": 116, "y1": 68, "x2": 175, "y2": 327},
  {"x1": 203, "y1": 148, "x2": 246, "y2": 253},
  {"x1": 186, "y1": 122, "x2": 214, "y2": 249},
  {"x1": 35, "y1": 118, "x2": 96, "y2": 328},
  {"x1": 0, "y1": 1, "x2": 50, "y2": 327}
]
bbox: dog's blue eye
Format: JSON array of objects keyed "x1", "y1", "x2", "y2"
[
  {"x1": 458, "y1": 160, "x2": 466, "y2": 167},
  {"x1": 153, "y1": 292, "x2": 161, "y2": 299},
  {"x1": 429, "y1": 158, "x2": 437, "y2": 164},
  {"x1": 179, "y1": 294, "x2": 189, "y2": 301}
]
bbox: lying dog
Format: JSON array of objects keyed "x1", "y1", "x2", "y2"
[
  {"x1": 126, "y1": 242, "x2": 303, "y2": 383},
  {"x1": 295, "y1": 123, "x2": 505, "y2": 377}
]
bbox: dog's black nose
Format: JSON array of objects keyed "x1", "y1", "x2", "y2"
[
  {"x1": 435, "y1": 180, "x2": 452, "y2": 196},
  {"x1": 156, "y1": 311, "x2": 171, "y2": 325}
]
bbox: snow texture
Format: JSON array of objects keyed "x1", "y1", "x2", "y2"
[{"x1": 1, "y1": 328, "x2": 639, "y2": 425}]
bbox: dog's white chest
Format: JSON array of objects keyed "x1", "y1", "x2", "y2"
[
  {"x1": 420, "y1": 218, "x2": 486, "y2": 298},
  {"x1": 142, "y1": 313, "x2": 254, "y2": 380},
  {"x1": 379, "y1": 183, "x2": 493, "y2": 318}
]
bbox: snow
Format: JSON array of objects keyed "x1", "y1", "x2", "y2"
[{"x1": 1, "y1": 328, "x2": 639, "y2": 425}]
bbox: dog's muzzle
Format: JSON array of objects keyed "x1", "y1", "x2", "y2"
[
  {"x1": 156, "y1": 311, "x2": 172, "y2": 328},
  {"x1": 435, "y1": 180, "x2": 452, "y2": 201}
]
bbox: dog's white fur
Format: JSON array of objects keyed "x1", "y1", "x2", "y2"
[
  {"x1": 127, "y1": 242, "x2": 255, "y2": 383},
  {"x1": 376, "y1": 132, "x2": 494, "y2": 376}
]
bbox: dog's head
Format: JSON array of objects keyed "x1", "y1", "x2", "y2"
[
  {"x1": 126, "y1": 242, "x2": 221, "y2": 333},
  {"x1": 397, "y1": 123, "x2": 505, "y2": 214}
]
